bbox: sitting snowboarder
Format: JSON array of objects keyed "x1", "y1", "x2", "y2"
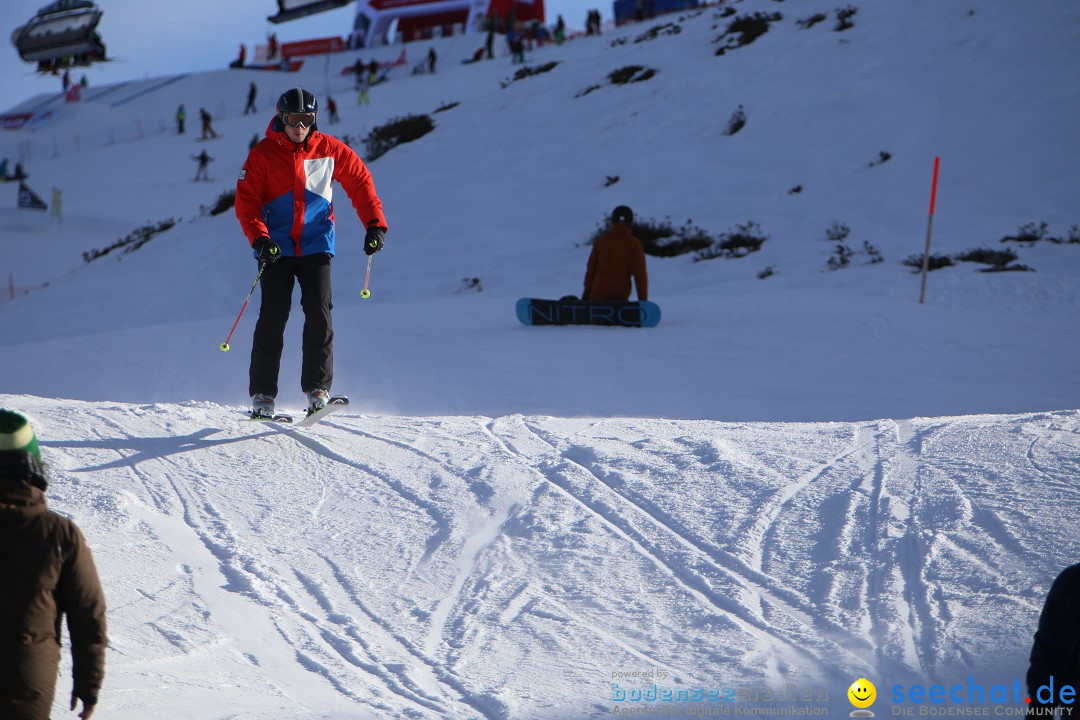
[{"x1": 581, "y1": 204, "x2": 648, "y2": 303}]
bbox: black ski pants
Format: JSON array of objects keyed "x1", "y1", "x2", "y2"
[{"x1": 249, "y1": 252, "x2": 333, "y2": 399}]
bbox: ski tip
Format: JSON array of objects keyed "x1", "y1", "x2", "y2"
[{"x1": 293, "y1": 397, "x2": 349, "y2": 427}]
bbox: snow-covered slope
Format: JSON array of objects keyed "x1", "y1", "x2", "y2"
[
  {"x1": 0, "y1": 0, "x2": 1078, "y2": 717},
  {"x1": 8, "y1": 396, "x2": 1080, "y2": 719},
  {"x1": 2, "y1": 0, "x2": 1078, "y2": 421}
]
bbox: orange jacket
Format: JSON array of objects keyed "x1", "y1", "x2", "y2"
[{"x1": 582, "y1": 223, "x2": 648, "y2": 302}]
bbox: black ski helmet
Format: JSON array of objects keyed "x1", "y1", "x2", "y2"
[
  {"x1": 612, "y1": 205, "x2": 634, "y2": 225},
  {"x1": 277, "y1": 87, "x2": 318, "y2": 131}
]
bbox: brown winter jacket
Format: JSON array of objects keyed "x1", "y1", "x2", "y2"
[
  {"x1": 582, "y1": 222, "x2": 648, "y2": 302},
  {"x1": 0, "y1": 452, "x2": 107, "y2": 720}
]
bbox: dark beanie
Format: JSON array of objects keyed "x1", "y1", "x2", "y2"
[
  {"x1": 0, "y1": 409, "x2": 40, "y2": 460},
  {"x1": 612, "y1": 205, "x2": 633, "y2": 225}
]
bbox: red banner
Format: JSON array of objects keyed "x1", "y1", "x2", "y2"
[
  {"x1": 0, "y1": 113, "x2": 33, "y2": 131},
  {"x1": 281, "y1": 37, "x2": 346, "y2": 57},
  {"x1": 367, "y1": 0, "x2": 444, "y2": 10}
]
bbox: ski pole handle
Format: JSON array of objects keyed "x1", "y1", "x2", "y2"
[{"x1": 361, "y1": 254, "x2": 373, "y2": 299}]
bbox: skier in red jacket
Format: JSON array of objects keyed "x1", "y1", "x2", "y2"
[{"x1": 235, "y1": 87, "x2": 388, "y2": 419}]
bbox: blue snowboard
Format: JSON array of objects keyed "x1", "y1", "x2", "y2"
[{"x1": 516, "y1": 298, "x2": 661, "y2": 327}]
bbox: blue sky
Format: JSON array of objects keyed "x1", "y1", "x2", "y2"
[{"x1": 2, "y1": 0, "x2": 600, "y2": 112}]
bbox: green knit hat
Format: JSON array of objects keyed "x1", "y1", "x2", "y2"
[{"x1": 0, "y1": 410, "x2": 41, "y2": 460}]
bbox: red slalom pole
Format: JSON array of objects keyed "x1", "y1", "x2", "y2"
[
  {"x1": 919, "y1": 156, "x2": 941, "y2": 304},
  {"x1": 219, "y1": 266, "x2": 265, "y2": 352}
]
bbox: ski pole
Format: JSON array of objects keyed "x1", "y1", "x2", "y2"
[
  {"x1": 361, "y1": 254, "x2": 373, "y2": 299},
  {"x1": 220, "y1": 265, "x2": 265, "y2": 352}
]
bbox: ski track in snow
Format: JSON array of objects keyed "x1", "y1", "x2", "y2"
[
  {"x1": 220, "y1": 420, "x2": 509, "y2": 719},
  {"x1": 519, "y1": 419, "x2": 847, "y2": 677},
  {"x1": 9, "y1": 397, "x2": 1080, "y2": 718}
]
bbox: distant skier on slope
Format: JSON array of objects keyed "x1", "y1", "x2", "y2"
[
  {"x1": 243, "y1": 81, "x2": 257, "y2": 115},
  {"x1": 192, "y1": 149, "x2": 213, "y2": 181},
  {"x1": 356, "y1": 71, "x2": 371, "y2": 105},
  {"x1": 199, "y1": 108, "x2": 217, "y2": 140},
  {"x1": 234, "y1": 87, "x2": 388, "y2": 420}
]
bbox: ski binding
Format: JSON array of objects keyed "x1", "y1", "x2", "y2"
[{"x1": 248, "y1": 412, "x2": 293, "y2": 423}]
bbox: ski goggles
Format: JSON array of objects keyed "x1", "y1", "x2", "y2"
[{"x1": 282, "y1": 112, "x2": 316, "y2": 128}]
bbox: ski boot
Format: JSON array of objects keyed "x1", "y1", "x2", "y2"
[
  {"x1": 251, "y1": 394, "x2": 275, "y2": 420},
  {"x1": 306, "y1": 389, "x2": 330, "y2": 416}
]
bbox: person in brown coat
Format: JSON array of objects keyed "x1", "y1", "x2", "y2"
[
  {"x1": 582, "y1": 204, "x2": 648, "y2": 302},
  {"x1": 0, "y1": 410, "x2": 107, "y2": 720}
]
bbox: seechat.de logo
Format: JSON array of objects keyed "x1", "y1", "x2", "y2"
[{"x1": 890, "y1": 675, "x2": 1076, "y2": 709}]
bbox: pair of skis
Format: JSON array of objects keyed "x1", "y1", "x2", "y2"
[{"x1": 248, "y1": 396, "x2": 349, "y2": 427}]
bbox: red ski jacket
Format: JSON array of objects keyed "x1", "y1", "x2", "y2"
[{"x1": 235, "y1": 117, "x2": 387, "y2": 257}]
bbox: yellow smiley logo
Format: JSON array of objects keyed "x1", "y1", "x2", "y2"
[{"x1": 848, "y1": 678, "x2": 876, "y2": 709}]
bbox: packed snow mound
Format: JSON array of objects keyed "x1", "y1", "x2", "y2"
[{"x1": 12, "y1": 395, "x2": 1080, "y2": 719}]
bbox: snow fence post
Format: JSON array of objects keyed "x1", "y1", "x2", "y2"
[{"x1": 919, "y1": 156, "x2": 940, "y2": 305}]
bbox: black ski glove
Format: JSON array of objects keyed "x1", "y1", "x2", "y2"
[
  {"x1": 71, "y1": 690, "x2": 96, "y2": 719},
  {"x1": 364, "y1": 225, "x2": 385, "y2": 255},
  {"x1": 253, "y1": 237, "x2": 280, "y2": 266}
]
